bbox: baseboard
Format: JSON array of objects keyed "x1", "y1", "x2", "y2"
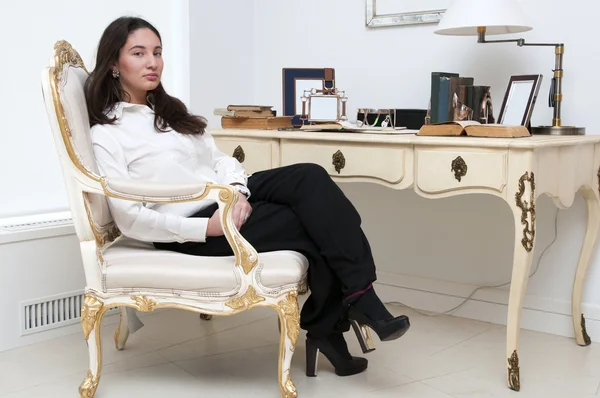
[{"x1": 375, "y1": 271, "x2": 600, "y2": 342}]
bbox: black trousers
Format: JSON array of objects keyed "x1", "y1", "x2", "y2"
[{"x1": 154, "y1": 163, "x2": 377, "y2": 337}]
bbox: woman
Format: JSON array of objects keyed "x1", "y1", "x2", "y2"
[{"x1": 86, "y1": 16, "x2": 410, "y2": 378}]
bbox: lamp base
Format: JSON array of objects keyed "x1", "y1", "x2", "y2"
[{"x1": 531, "y1": 126, "x2": 585, "y2": 136}]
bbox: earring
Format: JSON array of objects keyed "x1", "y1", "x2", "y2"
[{"x1": 112, "y1": 69, "x2": 120, "y2": 79}]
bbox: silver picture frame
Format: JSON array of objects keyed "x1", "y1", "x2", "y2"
[{"x1": 365, "y1": 0, "x2": 447, "y2": 28}]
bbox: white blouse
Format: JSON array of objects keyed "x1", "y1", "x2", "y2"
[{"x1": 91, "y1": 102, "x2": 249, "y2": 243}]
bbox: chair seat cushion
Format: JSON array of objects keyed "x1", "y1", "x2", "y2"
[{"x1": 102, "y1": 237, "x2": 309, "y2": 293}]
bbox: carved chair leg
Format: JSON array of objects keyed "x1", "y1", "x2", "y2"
[
  {"x1": 114, "y1": 307, "x2": 130, "y2": 351},
  {"x1": 79, "y1": 295, "x2": 107, "y2": 398},
  {"x1": 273, "y1": 291, "x2": 300, "y2": 398},
  {"x1": 571, "y1": 187, "x2": 600, "y2": 346}
]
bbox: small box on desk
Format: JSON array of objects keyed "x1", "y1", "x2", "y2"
[{"x1": 396, "y1": 109, "x2": 428, "y2": 130}]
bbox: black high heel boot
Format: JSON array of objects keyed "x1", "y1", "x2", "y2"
[
  {"x1": 305, "y1": 333, "x2": 368, "y2": 377},
  {"x1": 347, "y1": 287, "x2": 410, "y2": 354}
]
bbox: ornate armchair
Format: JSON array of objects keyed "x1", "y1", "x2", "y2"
[{"x1": 41, "y1": 41, "x2": 308, "y2": 398}]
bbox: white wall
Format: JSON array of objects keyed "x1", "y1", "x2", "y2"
[
  {"x1": 189, "y1": 0, "x2": 255, "y2": 127},
  {"x1": 189, "y1": 0, "x2": 600, "y2": 338},
  {"x1": 0, "y1": 0, "x2": 189, "y2": 218},
  {"x1": 0, "y1": 230, "x2": 83, "y2": 352},
  {"x1": 0, "y1": 0, "x2": 190, "y2": 352}
]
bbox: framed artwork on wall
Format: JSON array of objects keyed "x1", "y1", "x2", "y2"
[{"x1": 365, "y1": 0, "x2": 448, "y2": 28}]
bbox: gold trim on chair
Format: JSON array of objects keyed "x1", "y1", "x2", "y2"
[
  {"x1": 54, "y1": 40, "x2": 88, "y2": 78},
  {"x1": 131, "y1": 295, "x2": 159, "y2": 312},
  {"x1": 82, "y1": 194, "x2": 121, "y2": 262},
  {"x1": 79, "y1": 370, "x2": 100, "y2": 398},
  {"x1": 81, "y1": 296, "x2": 104, "y2": 341},
  {"x1": 77, "y1": 289, "x2": 304, "y2": 397},
  {"x1": 278, "y1": 291, "x2": 300, "y2": 346},
  {"x1": 79, "y1": 294, "x2": 110, "y2": 398},
  {"x1": 271, "y1": 291, "x2": 301, "y2": 398},
  {"x1": 225, "y1": 286, "x2": 266, "y2": 310},
  {"x1": 49, "y1": 41, "x2": 98, "y2": 182},
  {"x1": 218, "y1": 189, "x2": 259, "y2": 274}
]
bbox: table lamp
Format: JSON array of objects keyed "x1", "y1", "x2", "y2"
[{"x1": 434, "y1": 0, "x2": 585, "y2": 135}]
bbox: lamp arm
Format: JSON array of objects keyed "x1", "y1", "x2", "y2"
[{"x1": 477, "y1": 27, "x2": 564, "y2": 127}]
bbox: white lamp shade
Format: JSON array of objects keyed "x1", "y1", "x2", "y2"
[{"x1": 434, "y1": 0, "x2": 532, "y2": 36}]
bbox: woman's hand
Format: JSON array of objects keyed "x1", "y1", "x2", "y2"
[
  {"x1": 205, "y1": 191, "x2": 252, "y2": 237},
  {"x1": 206, "y1": 211, "x2": 224, "y2": 237},
  {"x1": 231, "y1": 191, "x2": 252, "y2": 230}
]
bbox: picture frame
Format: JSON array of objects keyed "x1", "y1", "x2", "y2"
[
  {"x1": 308, "y1": 95, "x2": 340, "y2": 122},
  {"x1": 282, "y1": 68, "x2": 335, "y2": 125},
  {"x1": 365, "y1": 0, "x2": 448, "y2": 28},
  {"x1": 498, "y1": 74, "x2": 543, "y2": 127},
  {"x1": 302, "y1": 88, "x2": 348, "y2": 123}
]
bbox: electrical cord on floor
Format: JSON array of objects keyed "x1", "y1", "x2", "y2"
[{"x1": 384, "y1": 208, "x2": 561, "y2": 317}]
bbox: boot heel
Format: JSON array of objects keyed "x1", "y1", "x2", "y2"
[
  {"x1": 305, "y1": 338, "x2": 320, "y2": 377},
  {"x1": 350, "y1": 320, "x2": 376, "y2": 354}
]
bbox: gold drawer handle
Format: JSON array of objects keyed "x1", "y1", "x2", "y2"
[
  {"x1": 332, "y1": 150, "x2": 346, "y2": 174},
  {"x1": 451, "y1": 156, "x2": 467, "y2": 182},
  {"x1": 233, "y1": 145, "x2": 245, "y2": 163},
  {"x1": 597, "y1": 166, "x2": 600, "y2": 196}
]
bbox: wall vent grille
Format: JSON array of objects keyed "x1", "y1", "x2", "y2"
[{"x1": 21, "y1": 291, "x2": 117, "y2": 336}]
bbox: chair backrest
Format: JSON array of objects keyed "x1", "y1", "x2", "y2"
[{"x1": 41, "y1": 41, "x2": 119, "y2": 246}]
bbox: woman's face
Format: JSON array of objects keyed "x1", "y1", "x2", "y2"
[{"x1": 113, "y1": 28, "x2": 163, "y2": 104}]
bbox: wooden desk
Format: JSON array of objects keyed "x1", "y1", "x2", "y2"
[{"x1": 211, "y1": 128, "x2": 600, "y2": 391}]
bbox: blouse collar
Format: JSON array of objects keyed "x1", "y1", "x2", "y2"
[{"x1": 105, "y1": 102, "x2": 154, "y2": 119}]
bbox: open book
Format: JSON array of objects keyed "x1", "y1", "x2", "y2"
[
  {"x1": 418, "y1": 120, "x2": 530, "y2": 138},
  {"x1": 300, "y1": 120, "x2": 408, "y2": 134}
]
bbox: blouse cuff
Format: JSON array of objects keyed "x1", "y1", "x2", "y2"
[
  {"x1": 178, "y1": 217, "x2": 209, "y2": 243},
  {"x1": 222, "y1": 171, "x2": 248, "y2": 188}
]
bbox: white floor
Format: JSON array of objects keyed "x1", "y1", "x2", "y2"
[{"x1": 0, "y1": 303, "x2": 599, "y2": 398}]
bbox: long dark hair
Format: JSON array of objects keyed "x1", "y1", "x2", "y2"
[{"x1": 84, "y1": 16, "x2": 206, "y2": 135}]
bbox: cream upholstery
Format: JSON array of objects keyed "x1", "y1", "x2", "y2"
[
  {"x1": 104, "y1": 238, "x2": 308, "y2": 293},
  {"x1": 41, "y1": 41, "x2": 307, "y2": 398}
]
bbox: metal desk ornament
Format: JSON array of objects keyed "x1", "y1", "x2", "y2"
[
  {"x1": 300, "y1": 86, "x2": 348, "y2": 124},
  {"x1": 356, "y1": 108, "x2": 396, "y2": 128}
]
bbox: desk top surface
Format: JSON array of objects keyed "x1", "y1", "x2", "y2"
[{"x1": 209, "y1": 128, "x2": 600, "y2": 149}]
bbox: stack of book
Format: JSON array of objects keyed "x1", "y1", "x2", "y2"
[
  {"x1": 429, "y1": 72, "x2": 492, "y2": 125},
  {"x1": 214, "y1": 105, "x2": 293, "y2": 129}
]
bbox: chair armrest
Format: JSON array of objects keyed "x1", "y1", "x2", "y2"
[
  {"x1": 93, "y1": 177, "x2": 259, "y2": 275},
  {"x1": 100, "y1": 177, "x2": 210, "y2": 203}
]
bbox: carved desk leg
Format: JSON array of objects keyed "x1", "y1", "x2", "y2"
[
  {"x1": 571, "y1": 181, "x2": 600, "y2": 346},
  {"x1": 505, "y1": 171, "x2": 537, "y2": 391}
]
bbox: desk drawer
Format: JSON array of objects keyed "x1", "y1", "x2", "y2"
[
  {"x1": 214, "y1": 138, "x2": 278, "y2": 174},
  {"x1": 415, "y1": 148, "x2": 507, "y2": 195},
  {"x1": 281, "y1": 141, "x2": 406, "y2": 184}
]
